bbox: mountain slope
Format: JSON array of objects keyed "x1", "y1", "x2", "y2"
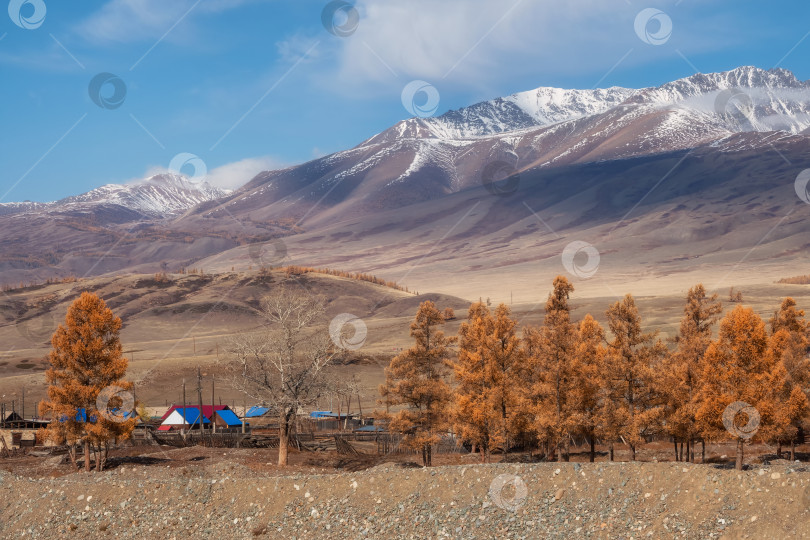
[
  {"x1": 0, "y1": 174, "x2": 228, "y2": 219},
  {"x1": 2, "y1": 66, "x2": 810, "y2": 300},
  {"x1": 191, "y1": 67, "x2": 810, "y2": 230}
]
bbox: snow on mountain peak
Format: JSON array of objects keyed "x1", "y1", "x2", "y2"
[
  {"x1": 0, "y1": 172, "x2": 229, "y2": 218},
  {"x1": 363, "y1": 66, "x2": 810, "y2": 146}
]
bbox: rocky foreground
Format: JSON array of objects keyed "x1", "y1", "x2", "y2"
[{"x1": 0, "y1": 460, "x2": 808, "y2": 539}]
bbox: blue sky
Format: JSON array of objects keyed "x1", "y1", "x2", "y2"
[{"x1": 1, "y1": 0, "x2": 809, "y2": 202}]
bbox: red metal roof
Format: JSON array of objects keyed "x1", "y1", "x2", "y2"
[{"x1": 160, "y1": 405, "x2": 231, "y2": 421}]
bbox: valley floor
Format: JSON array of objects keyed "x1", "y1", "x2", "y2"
[{"x1": 0, "y1": 442, "x2": 809, "y2": 539}]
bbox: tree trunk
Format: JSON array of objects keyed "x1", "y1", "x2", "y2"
[
  {"x1": 83, "y1": 439, "x2": 91, "y2": 472},
  {"x1": 701, "y1": 440, "x2": 706, "y2": 463},
  {"x1": 278, "y1": 412, "x2": 290, "y2": 466},
  {"x1": 422, "y1": 443, "x2": 432, "y2": 467},
  {"x1": 589, "y1": 435, "x2": 595, "y2": 463},
  {"x1": 68, "y1": 444, "x2": 78, "y2": 470},
  {"x1": 564, "y1": 437, "x2": 570, "y2": 462},
  {"x1": 674, "y1": 440, "x2": 679, "y2": 462},
  {"x1": 735, "y1": 438, "x2": 744, "y2": 471},
  {"x1": 609, "y1": 442, "x2": 614, "y2": 462},
  {"x1": 790, "y1": 439, "x2": 796, "y2": 462},
  {"x1": 630, "y1": 443, "x2": 636, "y2": 462}
]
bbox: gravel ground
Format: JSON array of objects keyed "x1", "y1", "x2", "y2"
[{"x1": 0, "y1": 459, "x2": 809, "y2": 539}]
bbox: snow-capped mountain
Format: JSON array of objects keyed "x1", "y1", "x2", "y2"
[
  {"x1": 3, "y1": 66, "x2": 810, "y2": 287},
  {"x1": 207, "y1": 66, "x2": 810, "y2": 230},
  {"x1": 368, "y1": 66, "x2": 810, "y2": 146},
  {"x1": 0, "y1": 173, "x2": 228, "y2": 218}
]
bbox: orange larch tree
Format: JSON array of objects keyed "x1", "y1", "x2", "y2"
[
  {"x1": 768, "y1": 297, "x2": 810, "y2": 460},
  {"x1": 658, "y1": 284, "x2": 722, "y2": 462},
  {"x1": 39, "y1": 292, "x2": 136, "y2": 472},
  {"x1": 526, "y1": 276, "x2": 578, "y2": 461},
  {"x1": 695, "y1": 305, "x2": 801, "y2": 470},
  {"x1": 451, "y1": 302, "x2": 523, "y2": 461},
  {"x1": 380, "y1": 301, "x2": 453, "y2": 466},
  {"x1": 602, "y1": 294, "x2": 666, "y2": 461},
  {"x1": 570, "y1": 314, "x2": 606, "y2": 462}
]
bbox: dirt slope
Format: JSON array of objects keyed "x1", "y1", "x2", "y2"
[{"x1": 0, "y1": 460, "x2": 807, "y2": 539}]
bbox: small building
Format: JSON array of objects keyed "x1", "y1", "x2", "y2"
[
  {"x1": 158, "y1": 405, "x2": 243, "y2": 432},
  {"x1": 211, "y1": 409, "x2": 243, "y2": 431},
  {"x1": 158, "y1": 407, "x2": 211, "y2": 432},
  {"x1": 307, "y1": 411, "x2": 360, "y2": 431},
  {"x1": 244, "y1": 406, "x2": 273, "y2": 419}
]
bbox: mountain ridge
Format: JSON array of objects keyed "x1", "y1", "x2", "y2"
[{"x1": 1, "y1": 66, "x2": 809, "y2": 300}]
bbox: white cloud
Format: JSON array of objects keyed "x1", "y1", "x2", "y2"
[
  {"x1": 77, "y1": 0, "x2": 196, "y2": 43},
  {"x1": 75, "y1": 0, "x2": 263, "y2": 44},
  {"x1": 328, "y1": 0, "x2": 736, "y2": 92},
  {"x1": 332, "y1": 1, "x2": 624, "y2": 86},
  {"x1": 204, "y1": 156, "x2": 287, "y2": 190},
  {"x1": 128, "y1": 156, "x2": 285, "y2": 191}
]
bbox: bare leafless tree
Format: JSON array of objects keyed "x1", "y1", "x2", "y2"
[
  {"x1": 325, "y1": 373, "x2": 364, "y2": 430},
  {"x1": 223, "y1": 286, "x2": 334, "y2": 465}
]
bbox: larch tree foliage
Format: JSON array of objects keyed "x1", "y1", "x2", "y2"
[
  {"x1": 226, "y1": 286, "x2": 334, "y2": 466},
  {"x1": 695, "y1": 305, "x2": 799, "y2": 470},
  {"x1": 451, "y1": 302, "x2": 522, "y2": 462},
  {"x1": 39, "y1": 292, "x2": 136, "y2": 472},
  {"x1": 601, "y1": 294, "x2": 666, "y2": 461},
  {"x1": 768, "y1": 297, "x2": 810, "y2": 460},
  {"x1": 570, "y1": 314, "x2": 606, "y2": 462},
  {"x1": 659, "y1": 284, "x2": 722, "y2": 462},
  {"x1": 380, "y1": 301, "x2": 453, "y2": 466},
  {"x1": 526, "y1": 276, "x2": 578, "y2": 461}
]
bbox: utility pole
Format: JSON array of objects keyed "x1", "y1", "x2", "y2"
[
  {"x1": 21, "y1": 387, "x2": 24, "y2": 422},
  {"x1": 211, "y1": 376, "x2": 216, "y2": 434},
  {"x1": 182, "y1": 379, "x2": 186, "y2": 434},
  {"x1": 196, "y1": 368, "x2": 204, "y2": 435}
]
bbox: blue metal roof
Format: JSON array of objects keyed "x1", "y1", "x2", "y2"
[
  {"x1": 175, "y1": 407, "x2": 210, "y2": 424},
  {"x1": 215, "y1": 409, "x2": 243, "y2": 426},
  {"x1": 245, "y1": 406, "x2": 270, "y2": 418},
  {"x1": 59, "y1": 408, "x2": 98, "y2": 423},
  {"x1": 310, "y1": 410, "x2": 332, "y2": 418}
]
